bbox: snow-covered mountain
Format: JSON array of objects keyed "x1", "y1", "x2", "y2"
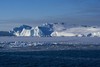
[{"x1": 2, "y1": 23, "x2": 100, "y2": 37}]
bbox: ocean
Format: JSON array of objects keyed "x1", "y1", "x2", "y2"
[{"x1": 0, "y1": 50, "x2": 100, "y2": 67}]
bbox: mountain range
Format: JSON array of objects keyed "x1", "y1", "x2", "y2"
[{"x1": 1, "y1": 23, "x2": 100, "y2": 37}]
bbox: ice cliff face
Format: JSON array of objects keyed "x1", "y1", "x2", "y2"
[
  {"x1": 11, "y1": 25, "x2": 32, "y2": 36},
  {"x1": 34, "y1": 23, "x2": 53, "y2": 37},
  {"x1": 10, "y1": 23, "x2": 100, "y2": 37}
]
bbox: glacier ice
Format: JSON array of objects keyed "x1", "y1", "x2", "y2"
[{"x1": 1, "y1": 23, "x2": 100, "y2": 37}]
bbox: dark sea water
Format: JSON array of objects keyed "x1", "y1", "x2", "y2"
[{"x1": 0, "y1": 50, "x2": 100, "y2": 67}]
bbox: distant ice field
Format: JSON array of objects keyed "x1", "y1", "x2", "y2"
[
  {"x1": 0, "y1": 37, "x2": 100, "y2": 44},
  {"x1": 0, "y1": 37, "x2": 100, "y2": 51}
]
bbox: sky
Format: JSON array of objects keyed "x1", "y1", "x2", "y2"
[{"x1": 0, "y1": 0, "x2": 100, "y2": 30}]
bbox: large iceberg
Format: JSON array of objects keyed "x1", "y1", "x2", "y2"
[{"x1": 11, "y1": 23, "x2": 54, "y2": 37}]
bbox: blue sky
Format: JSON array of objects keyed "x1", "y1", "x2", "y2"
[{"x1": 0, "y1": 0, "x2": 100, "y2": 30}]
